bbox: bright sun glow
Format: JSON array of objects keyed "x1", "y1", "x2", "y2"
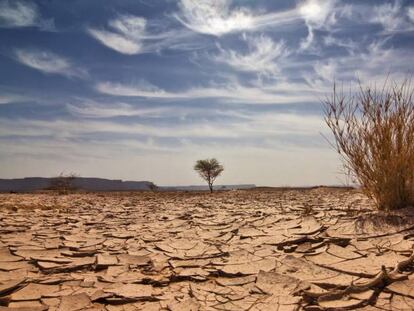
[
  {"x1": 300, "y1": 2, "x2": 322, "y2": 19},
  {"x1": 299, "y1": 0, "x2": 332, "y2": 26}
]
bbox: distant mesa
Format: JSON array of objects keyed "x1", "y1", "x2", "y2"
[
  {"x1": 0, "y1": 177, "x2": 256, "y2": 193},
  {"x1": 0, "y1": 177, "x2": 153, "y2": 192}
]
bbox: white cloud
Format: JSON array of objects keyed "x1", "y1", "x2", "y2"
[
  {"x1": 66, "y1": 101, "x2": 172, "y2": 119},
  {"x1": 175, "y1": 0, "x2": 300, "y2": 36},
  {"x1": 0, "y1": 0, "x2": 54, "y2": 30},
  {"x1": 88, "y1": 14, "x2": 200, "y2": 54},
  {"x1": 214, "y1": 35, "x2": 288, "y2": 75},
  {"x1": 313, "y1": 60, "x2": 337, "y2": 82},
  {"x1": 298, "y1": 0, "x2": 337, "y2": 50},
  {"x1": 323, "y1": 36, "x2": 359, "y2": 55},
  {"x1": 355, "y1": 42, "x2": 414, "y2": 85},
  {"x1": 299, "y1": 0, "x2": 336, "y2": 28},
  {"x1": 88, "y1": 29, "x2": 142, "y2": 55},
  {"x1": 67, "y1": 100, "x2": 262, "y2": 121},
  {"x1": 369, "y1": 1, "x2": 414, "y2": 33},
  {"x1": 0, "y1": 109, "x2": 326, "y2": 141},
  {"x1": 95, "y1": 79, "x2": 319, "y2": 104},
  {"x1": 304, "y1": 39, "x2": 413, "y2": 91},
  {"x1": 15, "y1": 49, "x2": 87, "y2": 78},
  {"x1": 109, "y1": 14, "x2": 146, "y2": 39},
  {"x1": 371, "y1": 1, "x2": 402, "y2": 32},
  {"x1": 96, "y1": 81, "x2": 172, "y2": 98},
  {"x1": 174, "y1": 0, "x2": 345, "y2": 52},
  {"x1": 175, "y1": 0, "x2": 253, "y2": 36},
  {"x1": 88, "y1": 15, "x2": 146, "y2": 55},
  {"x1": 0, "y1": 94, "x2": 24, "y2": 104},
  {"x1": 0, "y1": 0, "x2": 37, "y2": 27},
  {"x1": 409, "y1": 7, "x2": 414, "y2": 23}
]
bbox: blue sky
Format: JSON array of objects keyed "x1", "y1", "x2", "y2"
[{"x1": 0, "y1": 0, "x2": 414, "y2": 186}]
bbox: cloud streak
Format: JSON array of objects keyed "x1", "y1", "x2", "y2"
[
  {"x1": 409, "y1": 7, "x2": 414, "y2": 23},
  {"x1": 0, "y1": 0, "x2": 54, "y2": 30},
  {"x1": 95, "y1": 79, "x2": 319, "y2": 104},
  {"x1": 88, "y1": 15, "x2": 146, "y2": 54},
  {"x1": 370, "y1": 1, "x2": 414, "y2": 33},
  {"x1": 0, "y1": 109, "x2": 326, "y2": 142},
  {"x1": 66, "y1": 101, "x2": 173, "y2": 119},
  {"x1": 87, "y1": 14, "x2": 201, "y2": 55},
  {"x1": 14, "y1": 49, "x2": 87, "y2": 78},
  {"x1": 0, "y1": 93, "x2": 27, "y2": 105},
  {"x1": 175, "y1": 0, "x2": 301, "y2": 36},
  {"x1": 298, "y1": 0, "x2": 337, "y2": 50},
  {"x1": 213, "y1": 35, "x2": 288, "y2": 75}
]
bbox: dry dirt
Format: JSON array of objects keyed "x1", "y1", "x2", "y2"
[{"x1": 1, "y1": 188, "x2": 414, "y2": 311}]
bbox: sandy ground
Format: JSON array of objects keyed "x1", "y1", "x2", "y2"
[{"x1": 0, "y1": 188, "x2": 414, "y2": 311}]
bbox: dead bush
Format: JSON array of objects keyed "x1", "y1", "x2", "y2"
[{"x1": 324, "y1": 79, "x2": 414, "y2": 210}]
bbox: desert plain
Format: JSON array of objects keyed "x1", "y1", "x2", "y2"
[{"x1": 1, "y1": 188, "x2": 414, "y2": 311}]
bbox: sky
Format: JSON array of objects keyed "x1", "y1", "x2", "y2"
[{"x1": 0, "y1": 0, "x2": 414, "y2": 186}]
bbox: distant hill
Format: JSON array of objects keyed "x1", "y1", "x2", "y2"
[
  {"x1": 0, "y1": 177, "x2": 153, "y2": 192},
  {"x1": 0, "y1": 177, "x2": 256, "y2": 193}
]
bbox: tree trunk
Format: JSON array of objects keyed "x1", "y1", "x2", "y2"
[{"x1": 209, "y1": 183, "x2": 213, "y2": 193}]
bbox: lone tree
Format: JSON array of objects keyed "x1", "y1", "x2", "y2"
[
  {"x1": 324, "y1": 79, "x2": 414, "y2": 210},
  {"x1": 194, "y1": 158, "x2": 224, "y2": 193}
]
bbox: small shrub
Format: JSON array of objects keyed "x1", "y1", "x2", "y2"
[{"x1": 324, "y1": 79, "x2": 414, "y2": 210}]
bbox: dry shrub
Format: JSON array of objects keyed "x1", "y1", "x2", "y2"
[{"x1": 324, "y1": 79, "x2": 414, "y2": 210}]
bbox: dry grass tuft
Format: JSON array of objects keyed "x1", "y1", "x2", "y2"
[{"x1": 324, "y1": 79, "x2": 414, "y2": 210}]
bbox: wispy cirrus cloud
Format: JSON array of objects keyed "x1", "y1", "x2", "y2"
[
  {"x1": 14, "y1": 49, "x2": 87, "y2": 78},
  {"x1": 369, "y1": 1, "x2": 414, "y2": 33},
  {"x1": 95, "y1": 79, "x2": 318, "y2": 104},
  {"x1": 213, "y1": 35, "x2": 288, "y2": 75},
  {"x1": 66, "y1": 101, "x2": 172, "y2": 119},
  {"x1": 175, "y1": 0, "x2": 254, "y2": 36},
  {"x1": 0, "y1": 0, "x2": 54, "y2": 30},
  {"x1": 323, "y1": 35, "x2": 359, "y2": 55},
  {"x1": 67, "y1": 99, "x2": 271, "y2": 121},
  {"x1": 175, "y1": 0, "x2": 299, "y2": 36},
  {"x1": 88, "y1": 15, "x2": 146, "y2": 54},
  {"x1": 409, "y1": 7, "x2": 414, "y2": 23},
  {"x1": 306, "y1": 39, "x2": 412, "y2": 90},
  {"x1": 87, "y1": 14, "x2": 202, "y2": 54},
  {"x1": 298, "y1": 0, "x2": 337, "y2": 50},
  {"x1": 174, "y1": 0, "x2": 339, "y2": 53},
  {"x1": 0, "y1": 94, "x2": 25, "y2": 104},
  {"x1": 0, "y1": 109, "x2": 326, "y2": 141}
]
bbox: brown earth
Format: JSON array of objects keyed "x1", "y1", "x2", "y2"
[{"x1": 0, "y1": 188, "x2": 414, "y2": 310}]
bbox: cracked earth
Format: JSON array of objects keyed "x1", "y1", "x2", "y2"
[{"x1": 1, "y1": 188, "x2": 414, "y2": 310}]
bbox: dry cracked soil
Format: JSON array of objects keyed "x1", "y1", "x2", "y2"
[{"x1": 1, "y1": 188, "x2": 414, "y2": 311}]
